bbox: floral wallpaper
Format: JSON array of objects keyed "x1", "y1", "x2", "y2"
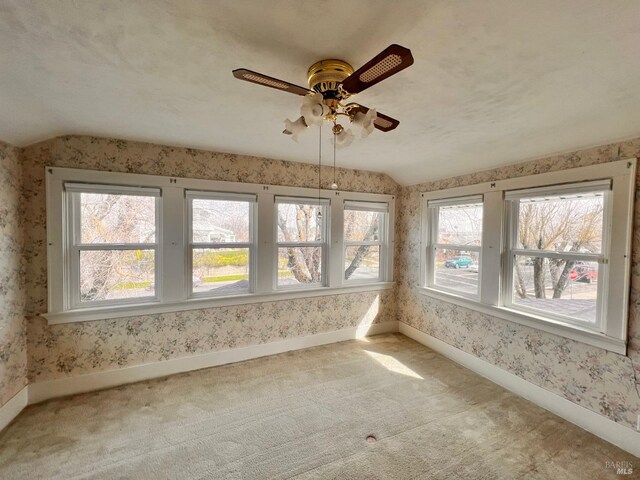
[
  {"x1": 20, "y1": 136, "x2": 399, "y2": 383},
  {"x1": 6, "y1": 132, "x2": 640, "y2": 437},
  {"x1": 0, "y1": 142, "x2": 27, "y2": 407},
  {"x1": 396, "y1": 137, "x2": 640, "y2": 431}
]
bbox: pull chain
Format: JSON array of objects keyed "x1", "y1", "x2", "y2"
[
  {"x1": 331, "y1": 129, "x2": 338, "y2": 190},
  {"x1": 318, "y1": 123, "x2": 322, "y2": 202}
]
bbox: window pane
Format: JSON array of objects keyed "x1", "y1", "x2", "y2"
[
  {"x1": 277, "y1": 247, "x2": 323, "y2": 287},
  {"x1": 434, "y1": 248, "x2": 480, "y2": 296},
  {"x1": 516, "y1": 192, "x2": 604, "y2": 253},
  {"x1": 191, "y1": 198, "x2": 250, "y2": 243},
  {"x1": 80, "y1": 249, "x2": 155, "y2": 302},
  {"x1": 345, "y1": 245, "x2": 380, "y2": 281},
  {"x1": 192, "y1": 248, "x2": 249, "y2": 295},
  {"x1": 512, "y1": 256, "x2": 598, "y2": 323},
  {"x1": 277, "y1": 203, "x2": 324, "y2": 242},
  {"x1": 437, "y1": 203, "x2": 482, "y2": 246},
  {"x1": 344, "y1": 210, "x2": 381, "y2": 242},
  {"x1": 80, "y1": 193, "x2": 156, "y2": 244}
]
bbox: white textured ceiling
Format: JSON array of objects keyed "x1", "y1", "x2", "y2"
[{"x1": 1, "y1": 1, "x2": 640, "y2": 185}]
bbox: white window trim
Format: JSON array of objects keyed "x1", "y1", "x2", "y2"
[
  {"x1": 502, "y1": 182, "x2": 611, "y2": 332},
  {"x1": 65, "y1": 183, "x2": 162, "y2": 309},
  {"x1": 425, "y1": 195, "x2": 483, "y2": 300},
  {"x1": 186, "y1": 191, "x2": 257, "y2": 298},
  {"x1": 45, "y1": 167, "x2": 395, "y2": 324},
  {"x1": 343, "y1": 200, "x2": 390, "y2": 284},
  {"x1": 274, "y1": 196, "x2": 330, "y2": 290},
  {"x1": 419, "y1": 158, "x2": 636, "y2": 355}
]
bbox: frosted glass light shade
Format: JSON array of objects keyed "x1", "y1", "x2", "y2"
[
  {"x1": 300, "y1": 93, "x2": 329, "y2": 126},
  {"x1": 353, "y1": 108, "x2": 377, "y2": 138},
  {"x1": 335, "y1": 128, "x2": 354, "y2": 148},
  {"x1": 283, "y1": 116, "x2": 308, "y2": 141}
]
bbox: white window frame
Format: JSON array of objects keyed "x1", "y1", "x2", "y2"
[
  {"x1": 186, "y1": 190, "x2": 257, "y2": 298},
  {"x1": 425, "y1": 195, "x2": 483, "y2": 299},
  {"x1": 343, "y1": 201, "x2": 390, "y2": 284},
  {"x1": 274, "y1": 196, "x2": 329, "y2": 290},
  {"x1": 503, "y1": 181, "x2": 611, "y2": 331},
  {"x1": 419, "y1": 159, "x2": 636, "y2": 354},
  {"x1": 64, "y1": 183, "x2": 162, "y2": 309},
  {"x1": 45, "y1": 167, "x2": 395, "y2": 324}
]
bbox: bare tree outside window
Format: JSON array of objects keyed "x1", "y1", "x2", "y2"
[
  {"x1": 510, "y1": 191, "x2": 604, "y2": 323},
  {"x1": 437, "y1": 204, "x2": 482, "y2": 246},
  {"x1": 276, "y1": 202, "x2": 325, "y2": 286},
  {"x1": 343, "y1": 207, "x2": 385, "y2": 281},
  {"x1": 275, "y1": 202, "x2": 387, "y2": 286},
  {"x1": 514, "y1": 194, "x2": 603, "y2": 298},
  {"x1": 76, "y1": 191, "x2": 157, "y2": 302}
]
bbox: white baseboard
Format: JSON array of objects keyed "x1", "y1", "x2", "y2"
[
  {"x1": 399, "y1": 322, "x2": 640, "y2": 457},
  {"x1": 28, "y1": 321, "x2": 398, "y2": 405},
  {"x1": 0, "y1": 386, "x2": 28, "y2": 432}
]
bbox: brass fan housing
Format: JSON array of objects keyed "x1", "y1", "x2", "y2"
[{"x1": 307, "y1": 59, "x2": 354, "y2": 97}]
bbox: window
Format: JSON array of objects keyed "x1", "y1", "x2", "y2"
[
  {"x1": 65, "y1": 183, "x2": 160, "y2": 308},
  {"x1": 419, "y1": 159, "x2": 636, "y2": 354},
  {"x1": 46, "y1": 168, "x2": 395, "y2": 324},
  {"x1": 343, "y1": 201, "x2": 388, "y2": 282},
  {"x1": 426, "y1": 196, "x2": 483, "y2": 298},
  {"x1": 275, "y1": 197, "x2": 328, "y2": 289},
  {"x1": 504, "y1": 182, "x2": 608, "y2": 327},
  {"x1": 187, "y1": 191, "x2": 256, "y2": 297}
]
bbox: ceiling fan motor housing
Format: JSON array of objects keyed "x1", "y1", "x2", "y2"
[
  {"x1": 307, "y1": 59, "x2": 354, "y2": 100},
  {"x1": 233, "y1": 44, "x2": 410, "y2": 135}
]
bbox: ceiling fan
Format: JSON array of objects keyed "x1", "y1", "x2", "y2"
[{"x1": 232, "y1": 44, "x2": 414, "y2": 147}]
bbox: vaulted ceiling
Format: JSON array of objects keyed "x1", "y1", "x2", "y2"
[{"x1": 1, "y1": 0, "x2": 639, "y2": 184}]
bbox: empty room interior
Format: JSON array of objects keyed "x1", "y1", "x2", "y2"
[{"x1": 1, "y1": 1, "x2": 640, "y2": 478}]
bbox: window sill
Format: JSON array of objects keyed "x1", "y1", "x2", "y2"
[
  {"x1": 43, "y1": 282, "x2": 395, "y2": 325},
  {"x1": 416, "y1": 287, "x2": 626, "y2": 355}
]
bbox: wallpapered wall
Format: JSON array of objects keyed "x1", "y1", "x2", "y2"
[
  {"x1": 397, "y1": 137, "x2": 640, "y2": 431},
  {"x1": 4, "y1": 133, "x2": 640, "y2": 435},
  {"x1": 0, "y1": 142, "x2": 27, "y2": 406},
  {"x1": 20, "y1": 136, "x2": 399, "y2": 386}
]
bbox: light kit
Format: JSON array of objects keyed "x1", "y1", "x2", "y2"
[{"x1": 232, "y1": 44, "x2": 414, "y2": 186}]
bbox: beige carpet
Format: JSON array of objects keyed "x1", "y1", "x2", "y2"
[{"x1": 0, "y1": 334, "x2": 635, "y2": 479}]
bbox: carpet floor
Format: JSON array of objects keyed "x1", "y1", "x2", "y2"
[{"x1": 0, "y1": 333, "x2": 636, "y2": 479}]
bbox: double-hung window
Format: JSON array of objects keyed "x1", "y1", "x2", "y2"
[
  {"x1": 47, "y1": 168, "x2": 395, "y2": 324},
  {"x1": 343, "y1": 201, "x2": 389, "y2": 282},
  {"x1": 504, "y1": 181, "x2": 609, "y2": 328},
  {"x1": 65, "y1": 183, "x2": 160, "y2": 308},
  {"x1": 420, "y1": 159, "x2": 635, "y2": 353},
  {"x1": 275, "y1": 196, "x2": 328, "y2": 289},
  {"x1": 426, "y1": 196, "x2": 483, "y2": 298},
  {"x1": 187, "y1": 191, "x2": 256, "y2": 297}
]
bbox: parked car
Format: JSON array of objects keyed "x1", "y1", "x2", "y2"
[
  {"x1": 444, "y1": 256, "x2": 474, "y2": 269},
  {"x1": 569, "y1": 262, "x2": 598, "y2": 283},
  {"x1": 468, "y1": 262, "x2": 479, "y2": 273}
]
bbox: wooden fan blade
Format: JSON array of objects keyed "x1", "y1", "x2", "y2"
[
  {"x1": 340, "y1": 44, "x2": 414, "y2": 95},
  {"x1": 232, "y1": 69, "x2": 313, "y2": 96},
  {"x1": 373, "y1": 112, "x2": 400, "y2": 132},
  {"x1": 349, "y1": 104, "x2": 400, "y2": 132}
]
